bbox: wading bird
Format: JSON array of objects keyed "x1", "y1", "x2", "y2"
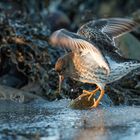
[{"x1": 50, "y1": 18, "x2": 140, "y2": 108}]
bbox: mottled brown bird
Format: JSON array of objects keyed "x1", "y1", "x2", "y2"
[{"x1": 50, "y1": 18, "x2": 140, "y2": 108}]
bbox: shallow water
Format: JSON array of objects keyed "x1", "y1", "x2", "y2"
[{"x1": 0, "y1": 99, "x2": 140, "y2": 140}]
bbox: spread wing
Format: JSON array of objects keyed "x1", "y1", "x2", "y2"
[
  {"x1": 77, "y1": 18, "x2": 138, "y2": 44},
  {"x1": 50, "y1": 29, "x2": 110, "y2": 71}
]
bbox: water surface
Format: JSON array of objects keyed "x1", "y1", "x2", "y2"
[{"x1": 0, "y1": 99, "x2": 140, "y2": 140}]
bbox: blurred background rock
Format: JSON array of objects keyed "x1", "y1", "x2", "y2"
[{"x1": 0, "y1": 0, "x2": 140, "y2": 106}]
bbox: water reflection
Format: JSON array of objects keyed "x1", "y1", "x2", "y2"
[{"x1": 76, "y1": 109, "x2": 109, "y2": 140}]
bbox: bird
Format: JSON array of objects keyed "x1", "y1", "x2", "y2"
[{"x1": 50, "y1": 18, "x2": 140, "y2": 108}]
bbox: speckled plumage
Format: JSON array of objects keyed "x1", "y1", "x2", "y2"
[{"x1": 50, "y1": 18, "x2": 140, "y2": 108}]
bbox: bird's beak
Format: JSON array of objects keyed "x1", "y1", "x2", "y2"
[{"x1": 59, "y1": 75, "x2": 64, "y2": 94}]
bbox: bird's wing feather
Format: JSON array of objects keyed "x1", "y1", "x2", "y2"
[
  {"x1": 78, "y1": 18, "x2": 138, "y2": 39},
  {"x1": 50, "y1": 29, "x2": 110, "y2": 71}
]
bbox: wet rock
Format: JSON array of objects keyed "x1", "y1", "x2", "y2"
[
  {"x1": 0, "y1": 85, "x2": 41, "y2": 103},
  {"x1": 0, "y1": 74, "x2": 26, "y2": 88},
  {"x1": 0, "y1": 15, "x2": 53, "y2": 99},
  {"x1": 70, "y1": 91, "x2": 113, "y2": 109},
  {"x1": 70, "y1": 95, "x2": 95, "y2": 110}
]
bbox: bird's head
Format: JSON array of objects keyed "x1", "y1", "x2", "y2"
[
  {"x1": 55, "y1": 55, "x2": 72, "y2": 94},
  {"x1": 55, "y1": 57, "x2": 67, "y2": 76}
]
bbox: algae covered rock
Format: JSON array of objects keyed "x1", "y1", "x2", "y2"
[
  {"x1": 70, "y1": 95, "x2": 95, "y2": 110},
  {"x1": 70, "y1": 91, "x2": 113, "y2": 109}
]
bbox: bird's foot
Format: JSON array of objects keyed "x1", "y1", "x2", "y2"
[
  {"x1": 90, "y1": 89, "x2": 105, "y2": 108},
  {"x1": 78, "y1": 90, "x2": 91, "y2": 100},
  {"x1": 78, "y1": 87, "x2": 104, "y2": 109},
  {"x1": 78, "y1": 87, "x2": 99, "y2": 101},
  {"x1": 90, "y1": 100, "x2": 99, "y2": 108},
  {"x1": 87, "y1": 87, "x2": 99, "y2": 101}
]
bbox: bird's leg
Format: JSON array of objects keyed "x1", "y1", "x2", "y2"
[
  {"x1": 78, "y1": 90, "x2": 91, "y2": 99},
  {"x1": 91, "y1": 89, "x2": 105, "y2": 108},
  {"x1": 78, "y1": 87, "x2": 99, "y2": 100},
  {"x1": 87, "y1": 87, "x2": 100, "y2": 101}
]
